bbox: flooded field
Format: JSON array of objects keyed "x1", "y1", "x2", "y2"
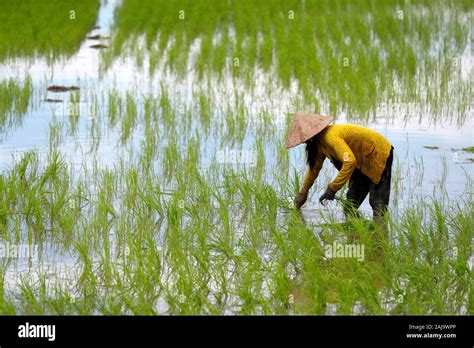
[{"x1": 0, "y1": 0, "x2": 472, "y2": 315}]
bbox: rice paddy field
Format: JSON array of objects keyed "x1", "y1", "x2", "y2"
[{"x1": 0, "y1": 0, "x2": 472, "y2": 315}]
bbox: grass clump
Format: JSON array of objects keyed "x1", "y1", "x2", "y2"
[
  {"x1": 0, "y1": 0, "x2": 99, "y2": 62},
  {"x1": 0, "y1": 78, "x2": 32, "y2": 134},
  {"x1": 461, "y1": 146, "x2": 474, "y2": 153},
  {"x1": 106, "y1": 0, "x2": 472, "y2": 121},
  {"x1": 0, "y1": 141, "x2": 471, "y2": 315}
]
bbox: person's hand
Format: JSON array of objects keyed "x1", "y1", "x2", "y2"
[
  {"x1": 294, "y1": 193, "x2": 308, "y2": 209},
  {"x1": 319, "y1": 186, "x2": 336, "y2": 205}
]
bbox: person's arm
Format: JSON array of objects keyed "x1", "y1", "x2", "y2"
[
  {"x1": 300, "y1": 151, "x2": 325, "y2": 194},
  {"x1": 327, "y1": 137, "x2": 356, "y2": 191}
]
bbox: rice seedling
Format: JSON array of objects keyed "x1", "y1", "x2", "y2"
[
  {"x1": 0, "y1": 78, "x2": 32, "y2": 134},
  {"x1": 105, "y1": 0, "x2": 471, "y2": 123},
  {"x1": 0, "y1": 0, "x2": 471, "y2": 318},
  {"x1": 462, "y1": 146, "x2": 474, "y2": 153},
  {"x1": 0, "y1": 139, "x2": 471, "y2": 315},
  {"x1": 120, "y1": 92, "x2": 138, "y2": 143},
  {"x1": 0, "y1": 0, "x2": 99, "y2": 63}
]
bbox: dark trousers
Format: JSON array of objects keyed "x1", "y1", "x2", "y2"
[
  {"x1": 345, "y1": 147, "x2": 394, "y2": 219},
  {"x1": 333, "y1": 148, "x2": 394, "y2": 263},
  {"x1": 331, "y1": 147, "x2": 394, "y2": 219}
]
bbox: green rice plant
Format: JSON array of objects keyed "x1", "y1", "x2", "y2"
[
  {"x1": 0, "y1": 139, "x2": 471, "y2": 315},
  {"x1": 105, "y1": 0, "x2": 471, "y2": 123},
  {"x1": 107, "y1": 89, "x2": 122, "y2": 128},
  {"x1": 0, "y1": 78, "x2": 32, "y2": 134},
  {"x1": 462, "y1": 146, "x2": 474, "y2": 153},
  {"x1": 0, "y1": 0, "x2": 99, "y2": 62},
  {"x1": 0, "y1": 0, "x2": 472, "y2": 317},
  {"x1": 120, "y1": 92, "x2": 138, "y2": 143}
]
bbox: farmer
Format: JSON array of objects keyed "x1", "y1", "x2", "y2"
[{"x1": 285, "y1": 112, "x2": 394, "y2": 228}]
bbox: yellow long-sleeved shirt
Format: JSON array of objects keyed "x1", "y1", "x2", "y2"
[{"x1": 300, "y1": 124, "x2": 392, "y2": 194}]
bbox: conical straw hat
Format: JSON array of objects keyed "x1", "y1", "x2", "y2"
[{"x1": 285, "y1": 112, "x2": 334, "y2": 148}]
